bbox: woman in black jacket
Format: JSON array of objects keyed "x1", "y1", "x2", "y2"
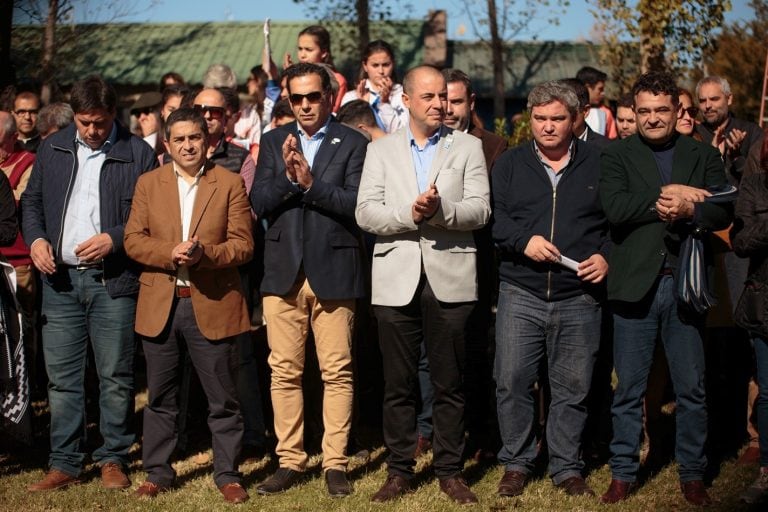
[{"x1": 731, "y1": 128, "x2": 768, "y2": 504}]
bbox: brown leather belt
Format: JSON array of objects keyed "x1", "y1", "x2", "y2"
[
  {"x1": 175, "y1": 286, "x2": 191, "y2": 298},
  {"x1": 659, "y1": 268, "x2": 674, "y2": 276}
]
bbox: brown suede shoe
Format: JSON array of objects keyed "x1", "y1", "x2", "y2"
[
  {"x1": 555, "y1": 476, "x2": 595, "y2": 497},
  {"x1": 101, "y1": 462, "x2": 131, "y2": 489},
  {"x1": 27, "y1": 469, "x2": 81, "y2": 492},
  {"x1": 134, "y1": 481, "x2": 169, "y2": 498},
  {"x1": 439, "y1": 477, "x2": 478, "y2": 505},
  {"x1": 371, "y1": 474, "x2": 412, "y2": 502},
  {"x1": 738, "y1": 446, "x2": 760, "y2": 466},
  {"x1": 680, "y1": 480, "x2": 712, "y2": 507},
  {"x1": 498, "y1": 470, "x2": 527, "y2": 497},
  {"x1": 219, "y1": 482, "x2": 249, "y2": 504},
  {"x1": 600, "y1": 479, "x2": 637, "y2": 504}
]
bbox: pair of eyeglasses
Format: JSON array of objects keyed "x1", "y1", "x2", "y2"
[
  {"x1": 193, "y1": 104, "x2": 226, "y2": 120},
  {"x1": 131, "y1": 107, "x2": 155, "y2": 117},
  {"x1": 289, "y1": 91, "x2": 324, "y2": 105},
  {"x1": 14, "y1": 109, "x2": 38, "y2": 116},
  {"x1": 679, "y1": 106, "x2": 699, "y2": 118}
]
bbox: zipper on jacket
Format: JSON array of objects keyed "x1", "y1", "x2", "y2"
[
  {"x1": 547, "y1": 185, "x2": 557, "y2": 301},
  {"x1": 52, "y1": 144, "x2": 77, "y2": 260}
]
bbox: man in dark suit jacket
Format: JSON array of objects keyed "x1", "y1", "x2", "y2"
[
  {"x1": 562, "y1": 78, "x2": 610, "y2": 150},
  {"x1": 250, "y1": 62, "x2": 368, "y2": 498},
  {"x1": 599, "y1": 72, "x2": 732, "y2": 506},
  {"x1": 125, "y1": 108, "x2": 253, "y2": 504}
]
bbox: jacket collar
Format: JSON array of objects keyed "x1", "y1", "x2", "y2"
[{"x1": 50, "y1": 121, "x2": 138, "y2": 163}]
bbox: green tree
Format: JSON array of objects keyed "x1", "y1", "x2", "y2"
[
  {"x1": 590, "y1": 0, "x2": 731, "y2": 93},
  {"x1": 704, "y1": 0, "x2": 767, "y2": 123}
]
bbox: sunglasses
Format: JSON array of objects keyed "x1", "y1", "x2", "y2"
[
  {"x1": 193, "y1": 104, "x2": 226, "y2": 120},
  {"x1": 289, "y1": 91, "x2": 324, "y2": 105},
  {"x1": 14, "y1": 109, "x2": 39, "y2": 116},
  {"x1": 679, "y1": 106, "x2": 699, "y2": 118},
  {"x1": 131, "y1": 107, "x2": 155, "y2": 117}
]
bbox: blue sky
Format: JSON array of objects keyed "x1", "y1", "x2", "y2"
[{"x1": 69, "y1": 0, "x2": 754, "y2": 42}]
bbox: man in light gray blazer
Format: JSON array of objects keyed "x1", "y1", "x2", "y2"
[{"x1": 355, "y1": 65, "x2": 491, "y2": 505}]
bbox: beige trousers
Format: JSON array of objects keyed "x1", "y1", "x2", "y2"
[{"x1": 263, "y1": 276, "x2": 355, "y2": 472}]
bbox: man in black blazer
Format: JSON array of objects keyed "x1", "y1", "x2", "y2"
[
  {"x1": 599, "y1": 72, "x2": 732, "y2": 506},
  {"x1": 250, "y1": 63, "x2": 368, "y2": 498}
]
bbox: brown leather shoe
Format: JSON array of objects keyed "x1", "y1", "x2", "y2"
[
  {"x1": 738, "y1": 446, "x2": 761, "y2": 466},
  {"x1": 498, "y1": 470, "x2": 527, "y2": 497},
  {"x1": 439, "y1": 477, "x2": 478, "y2": 505},
  {"x1": 371, "y1": 474, "x2": 412, "y2": 502},
  {"x1": 134, "y1": 481, "x2": 169, "y2": 498},
  {"x1": 325, "y1": 469, "x2": 352, "y2": 497},
  {"x1": 27, "y1": 469, "x2": 81, "y2": 491},
  {"x1": 600, "y1": 479, "x2": 637, "y2": 504},
  {"x1": 556, "y1": 476, "x2": 595, "y2": 496},
  {"x1": 101, "y1": 462, "x2": 131, "y2": 489},
  {"x1": 680, "y1": 480, "x2": 712, "y2": 507},
  {"x1": 219, "y1": 482, "x2": 249, "y2": 504},
  {"x1": 414, "y1": 434, "x2": 432, "y2": 458},
  {"x1": 257, "y1": 468, "x2": 302, "y2": 495}
]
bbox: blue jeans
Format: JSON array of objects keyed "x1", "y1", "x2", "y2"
[
  {"x1": 42, "y1": 268, "x2": 136, "y2": 477},
  {"x1": 494, "y1": 282, "x2": 601, "y2": 483},
  {"x1": 610, "y1": 275, "x2": 707, "y2": 482},
  {"x1": 754, "y1": 337, "x2": 768, "y2": 467}
]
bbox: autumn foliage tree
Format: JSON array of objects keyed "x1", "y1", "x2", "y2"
[
  {"x1": 704, "y1": 0, "x2": 767, "y2": 123},
  {"x1": 590, "y1": 0, "x2": 731, "y2": 94}
]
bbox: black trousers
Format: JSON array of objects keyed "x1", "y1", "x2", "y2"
[
  {"x1": 141, "y1": 296, "x2": 243, "y2": 487},
  {"x1": 375, "y1": 276, "x2": 474, "y2": 478}
]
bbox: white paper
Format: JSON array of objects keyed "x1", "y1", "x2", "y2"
[{"x1": 558, "y1": 255, "x2": 580, "y2": 272}]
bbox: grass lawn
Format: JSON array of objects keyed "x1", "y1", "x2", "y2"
[{"x1": 0, "y1": 392, "x2": 763, "y2": 512}]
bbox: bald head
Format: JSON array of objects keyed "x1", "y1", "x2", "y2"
[
  {"x1": 193, "y1": 88, "x2": 227, "y2": 139},
  {"x1": 402, "y1": 65, "x2": 444, "y2": 96}
]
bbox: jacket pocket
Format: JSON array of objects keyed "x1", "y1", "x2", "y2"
[
  {"x1": 138, "y1": 272, "x2": 155, "y2": 286},
  {"x1": 265, "y1": 228, "x2": 281, "y2": 242},
  {"x1": 448, "y1": 245, "x2": 477, "y2": 253}
]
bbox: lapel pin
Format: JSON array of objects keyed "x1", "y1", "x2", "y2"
[{"x1": 331, "y1": 137, "x2": 341, "y2": 145}]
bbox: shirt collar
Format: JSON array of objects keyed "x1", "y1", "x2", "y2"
[
  {"x1": 533, "y1": 137, "x2": 575, "y2": 168},
  {"x1": 297, "y1": 117, "x2": 332, "y2": 141},
  {"x1": 172, "y1": 162, "x2": 206, "y2": 181},
  {"x1": 406, "y1": 123, "x2": 441, "y2": 150},
  {"x1": 75, "y1": 122, "x2": 117, "y2": 152}
]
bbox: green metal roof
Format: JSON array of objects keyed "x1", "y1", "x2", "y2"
[{"x1": 10, "y1": 20, "x2": 425, "y2": 87}]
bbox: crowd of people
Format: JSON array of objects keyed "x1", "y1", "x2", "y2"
[{"x1": 0, "y1": 22, "x2": 767, "y2": 508}]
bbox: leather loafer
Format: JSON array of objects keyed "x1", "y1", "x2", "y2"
[
  {"x1": 371, "y1": 474, "x2": 412, "y2": 502},
  {"x1": 439, "y1": 477, "x2": 478, "y2": 505},
  {"x1": 135, "y1": 480, "x2": 169, "y2": 498},
  {"x1": 325, "y1": 469, "x2": 352, "y2": 497},
  {"x1": 101, "y1": 462, "x2": 131, "y2": 489},
  {"x1": 257, "y1": 467, "x2": 302, "y2": 495},
  {"x1": 680, "y1": 480, "x2": 712, "y2": 507},
  {"x1": 498, "y1": 470, "x2": 527, "y2": 497},
  {"x1": 556, "y1": 476, "x2": 595, "y2": 497},
  {"x1": 600, "y1": 479, "x2": 637, "y2": 504},
  {"x1": 27, "y1": 469, "x2": 81, "y2": 491},
  {"x1": 219, "y1": 482, "x2": 249, "y2": 504}
]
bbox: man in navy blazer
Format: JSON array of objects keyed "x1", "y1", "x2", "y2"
[{"x1": 250, "y1": 62, "x2": 368, "y2": 498}]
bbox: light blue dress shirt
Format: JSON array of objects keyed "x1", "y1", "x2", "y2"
[
  {"x1": 407, "y1": 124, "x2": 440, "y2": 193},
  {"x1": 60, "y1": 123, "x2": 117, "y2": 265},
  {"x1": 297, "y1": 117, "x2": 332, "y2": 169}
]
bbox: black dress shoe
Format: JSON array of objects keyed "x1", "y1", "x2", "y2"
[
  {"x1": 371, "y1": 474, "x2": 412, "y2": 502},
  {"x1": 325, "y1": 469, "x2": 352, "y2": 497},
  {"x1": 257, "y1": 468, "x2": 302, "y2": 495}
]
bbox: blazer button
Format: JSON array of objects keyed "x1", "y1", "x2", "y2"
[
  {"x1": 168, "y1": 275, "x2": 174, "y2": 281},
  {"x1": 659, "y1": 250, "x2": 666, "y2": 256}
]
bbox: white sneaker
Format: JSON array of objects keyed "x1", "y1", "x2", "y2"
[{"x1": 741, "y1": 467, "x2": 768, "y2": 504}]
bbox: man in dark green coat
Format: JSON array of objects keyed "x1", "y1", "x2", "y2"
[{"x1": 598, "y1": 71, "x2": 732, "y2": 507}]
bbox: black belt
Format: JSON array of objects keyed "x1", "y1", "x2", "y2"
[{"x1": 60, "y1": 262, "x2": 103, "y2": 271}]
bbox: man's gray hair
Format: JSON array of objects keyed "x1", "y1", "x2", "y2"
[
  {"x1": 695, "y1": 76, "x2": 731, "y2": 98},
  {"x1": 0, "y1": 111, "x2": 15, "y2": 140},
  {"x1": 527, "y1": 81, "x2": 580, "y2": 118},
  {"x1": 37, "y1": 102, "x2": 74, "y2": 135},
  {"x1": 203, "y1": 63, "x2": 238, "y2": 89}
]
